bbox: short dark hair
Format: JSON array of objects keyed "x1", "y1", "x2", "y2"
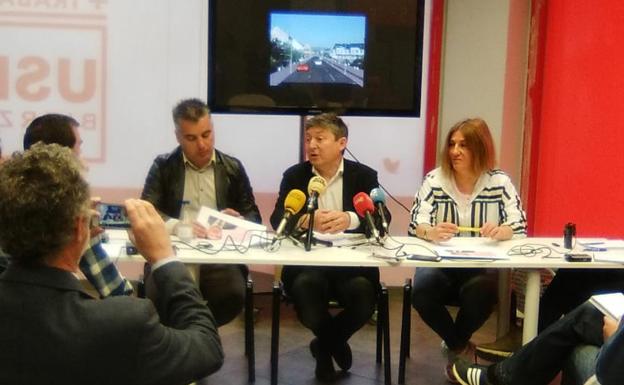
[
  {"x1": 172, "y1": 98, "x2": 210, "y2": 130},
  {"x1": 23, "y1": 114, "x2": 79, "y2": 150},
  {"x1": 304, "y1": 113, "x2": 349, "y2": 139},
  {"x1": 0, "y1": 143, "x2": 89, "y2": 264}
]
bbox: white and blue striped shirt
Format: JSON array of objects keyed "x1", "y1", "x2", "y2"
[{"x1": 409, "y1": 168, "x2": 527, "y2": 237}]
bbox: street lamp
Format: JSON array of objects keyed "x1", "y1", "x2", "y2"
[{"x1": 289, "y1": 36, "x2": 293, "y2": 73}]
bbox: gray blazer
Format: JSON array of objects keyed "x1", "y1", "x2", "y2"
[{"x1": 0, "y1": 261, "x2": 223, "y2": 385}]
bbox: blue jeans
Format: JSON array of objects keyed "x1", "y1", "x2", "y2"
[
  {"x1": 539, "y1": 268, "x2": 624, "y2": 331},
  {"x1": 562, "y1": 345, "x2": 600, "y2": 385},
  {"x1": 494, "y1": 302, "x2": 603, "y2": 385},
  {"x1": 411, "y1": 268, "x2": 497, "y2": 350}
]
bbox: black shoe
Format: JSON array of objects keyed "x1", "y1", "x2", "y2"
[
  {"x1": 310, "y1": 338, "x2": 337, "y2": 382},
  {"x1": 331, "y1": 341, "x2": 352, "y2": 371},
  {"x1": 452, "y1": 360, "x2": 492, "y2": 385}
]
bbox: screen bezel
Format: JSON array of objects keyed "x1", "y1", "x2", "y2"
[{"x1": 207, "y1": 0, "x2": 425, "y2": 117}]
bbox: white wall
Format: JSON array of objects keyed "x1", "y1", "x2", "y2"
[
  {"x1": 438, "y1": 0, "x2": 529, "y2": 185},
  {"x1": 0, "y1": 0, "x2": 433, "y2": 285},
  {"x1": 0, "y1": 0, "x2": 429, "y2": 197}
]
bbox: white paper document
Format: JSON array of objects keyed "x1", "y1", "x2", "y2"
[
  {"x1": 590, "y1": 292, "x2": 624, "y2": 321},
  {"x1": 432, "y1": 237, "x2": 508, "y2": 260},
  {"x1": 312, "y1": 232, "x2": 369, "y2": 247},
  {"x1": 195, "y1": 206, "x2": 267, "y2": 248}
]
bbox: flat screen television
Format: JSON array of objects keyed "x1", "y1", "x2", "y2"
[{"x1": 208, "y1": 0, "x2": 425, "y2": 117}]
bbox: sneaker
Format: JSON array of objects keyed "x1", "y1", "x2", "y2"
[
  {"x1": 476, "y1": 325, "x2": 522, "y2": 362},
  {"x1": 442, "y1": 341, "x2": 477, "y2": 364},
  {"x1": 444, "y1": 363, "x2": 460, "y2": 383},
  {"x1": 452, "y1": 360, "x2": 491, "y2": 385}
]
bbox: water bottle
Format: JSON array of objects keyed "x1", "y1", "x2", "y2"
[{"x1": 176, "y1": 200, "x2": 194, "y2": 242}]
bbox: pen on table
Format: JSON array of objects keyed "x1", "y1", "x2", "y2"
[
  {"x1": 583, "y1": 247, "x2": 607, "y2": 252},
  {"x1": 457, "y1": 226, "x2": 480, "y2": 233}
]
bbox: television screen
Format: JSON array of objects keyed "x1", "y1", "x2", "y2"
[
  {"x1": 208, "y1": 0, "x2": 424, "y2": 117},
  {"x1": 269, "y1": 12, "x2": 366, "y2": 88}
]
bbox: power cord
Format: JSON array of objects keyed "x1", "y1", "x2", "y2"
[
  {"x1": 344, "y1": 147, "x2": 412, "y2": 213},
  {"x1": 506, "y1": 243, "x2": 557, "y2": 258}
]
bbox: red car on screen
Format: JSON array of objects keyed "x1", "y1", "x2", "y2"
[{"x1": 296, "y1": 63, "x2": 310, "y2": 72}]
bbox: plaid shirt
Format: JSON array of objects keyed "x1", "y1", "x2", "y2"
[{"x1": 79, "y1": 236, "x2": 134, "y2": 297}]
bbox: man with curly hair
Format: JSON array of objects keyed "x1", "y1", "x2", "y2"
[{"x1": 0, "y1": 143, "x2": 224, "y2": 384}]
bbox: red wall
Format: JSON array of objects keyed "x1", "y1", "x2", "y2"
[{"x1": 530, "y1": 0, "x2": 624, "y2": 237}]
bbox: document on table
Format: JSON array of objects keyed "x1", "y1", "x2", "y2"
[
  {"x1": 432, "y1": 237, "x2": 508, "y2": 260},
  {"x1": 598, "y1": 240, "x2": 624, "y2": 248},
  {"x1": 590, "y1": 240, "x2": 624, "y2": 263},
  {"x1": 590, "y1": 292, "x2": 624, "y2": 321},
  {"x1": 313, "y1": 232, "x2": 368, "y2": 247}
]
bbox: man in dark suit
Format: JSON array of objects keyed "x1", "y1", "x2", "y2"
[
  {"x1": 141, "y1": 98, "x2": 261, "y2": 326},
  {"x1": 270, "y1": 113, "x2": 390, "y2": 381},
  {"x1": 0, "y1": 143, "x2": 223, "y2": 385}
]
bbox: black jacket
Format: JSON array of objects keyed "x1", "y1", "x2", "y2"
[
  {"x1": 0, "y1": 262, "x2": 223, "y2": 385},
  {"x1": 270, "y1": 159, "x2": 390, "y2": 236},
  {"x1": 141, "y1": 146, "x2": 261, "y2": 224}
]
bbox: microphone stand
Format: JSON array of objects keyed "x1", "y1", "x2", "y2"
[
  {"x1": 304, "y1": 194, "x2": 319, "y2": 251},
  {"x1": 303, "y1": 194, "x2": 334, "y2": 250},
  {"x1": 305, "y1": 207, "x2": 316, "y2": 251}
]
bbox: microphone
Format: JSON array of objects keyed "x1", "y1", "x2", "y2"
[
  {"x1": 306, "y1": 176, "x2": 327, "y2": 212},
  {"x1": 274, "y1": 189, "x2": 307, "y2": 240},
  {"x1": 353, "y1": 192, "x2": 381, "y2": 243},
  {"x1": 305, "y1": 176, "x2": 327, "y2": 251},
  {"x1": 370, "y1": 187, "x2": 389, "y2": 235}
]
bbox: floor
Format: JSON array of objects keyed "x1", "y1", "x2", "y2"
[{"x1": 198, "y1": 280, "x2": 511, "y2": 385}]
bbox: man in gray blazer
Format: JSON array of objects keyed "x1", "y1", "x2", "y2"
[{"x1": 0, "y1": 143, "x2": 223, "y2": 385}]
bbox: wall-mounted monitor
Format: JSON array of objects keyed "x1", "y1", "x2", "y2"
[{"x1": 208, "y1": 0, "x2": 425, "y2": 117}]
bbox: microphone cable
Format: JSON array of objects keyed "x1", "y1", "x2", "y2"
[
  {"x1": 172, "y1": 229, "x2": 279, "y2": 255},
  {"x1": 344, "y1": 147, "x2": 412, "y2": 213}
]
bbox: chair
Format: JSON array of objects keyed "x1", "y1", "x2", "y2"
[
  {"x1": 138, "y1": 275, "x2": 256, "y2": 383},
  {"x1": 398, "y1": 278, "x2": 413, "y2": 384},
  {"x1": 244, "y1": 278, "x2": 256, "y2": 382},
  {"x1": 270, "y1": 280, "x2": 392, "y2": 385}
]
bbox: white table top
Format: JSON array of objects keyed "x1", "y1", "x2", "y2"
[{"x1": 103, "y1": 229, "x2": 624, "y2": 270}]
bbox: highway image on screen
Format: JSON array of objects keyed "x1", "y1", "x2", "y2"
[{"x1": 269, "y1": 12, "x2": 365, "y2": 87}]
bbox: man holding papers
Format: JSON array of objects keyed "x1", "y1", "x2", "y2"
[
  {"x1": 408, "y1": 118, "x2": 527, "y2": 381},
  {"x1": 141, "y1": 98, "x2": 261, "y2": 326},
  {"x1": 453, "y1": 298, "x2": 623, "y2": 385}
]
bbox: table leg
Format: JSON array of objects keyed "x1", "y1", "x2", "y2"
[
  {"x1": 523, "y1": 270, "x2": 541, "y2": 343},
  {"x1": 496, "y1": 269, "x2": 512, "y2": 338}
]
